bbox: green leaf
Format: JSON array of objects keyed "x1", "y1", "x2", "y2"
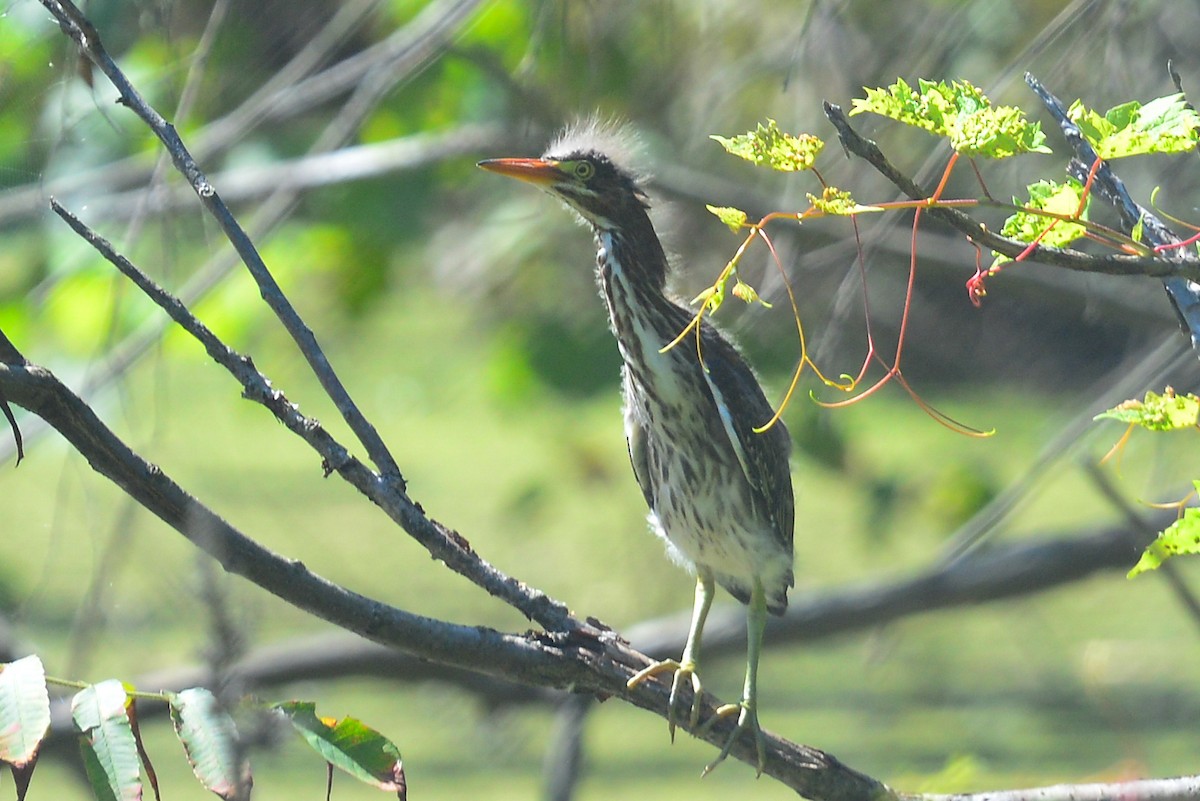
[
  {"x1": 731, "y1": 280, "x2": 771, "y2": 308},
  {"x1": 275, "y1": 702, "x2": 405, "y2": 798},
  {"x1": 1094, "y1": 388, "x2": 1200, "y2": 431},
  {"x1": 806, "y1": 186, "x2": 883, "y2": 216},
  {"x1": 72, "y1": 681, "x2": 142, "y2": 801},
  {"x1": 1129, "y1": 504, "x2": 1200, "y2": 577},
  {"x1": 0, "y1": 655, "x2": 51, "y2": 769},
  {"x1": 711, "y1": 120, "x2": 823, "y2": 171},
  {"x1": 692, "y1": 276, "x2": 728, "y2": 313},
  {"x1": 851, "y1": 78, "x2": 1051, "y2": 158},
  {"x1": 1067, "y1": 93, "x2": 1200, "y2": 158},
  {"x1": 705, "y1": 204, "x2": 748, "y2": 232},
  {"x1": 170, "y1": 689, "x2": 249, "y2": 800},
  {"x1": 991, "y1": 179, "x2": 1089, "y2": 267}
]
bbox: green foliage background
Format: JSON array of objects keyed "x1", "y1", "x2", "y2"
[{"x1": 3, "y1": 0, "x2": 1200, "y2": 798}]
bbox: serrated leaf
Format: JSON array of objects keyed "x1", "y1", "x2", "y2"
[
  {"x1": 274, "y1": 702, "x2": 405, "y2": 799},
  {"x1": 170, "y1": 689, "x2": 249, "y2": 800},
  {"x1": 806, "y1": 186, "x2": 883, "y2": 215},
  {"x1": 1068, "y1": 93, "x2": 1200, "y2": 159},
  {"x1": 1094, "y1": 387, "x2": 1200, "y2": 431},
  {"x1": 711, "y1": 120, "x2": 823, "y2": 171},
  {"x1": 72, "y1": 681, "x2": 142, "y2": 801},
  {"x1": 705, "y1": 204, "x2": 748, "y2": 232},
  {"x1": 0, "y1": 656, "x2": 51, "y2": 769},
  {"x1": 851, "y1": 78, "x2": 1051, "y2": 158},
  {"x1": 1129, "y1": 505, "x2": 1200, "y2": 577},
  {"x1": 991, "y1": 179, "x2": 1089, "y2": 267}
]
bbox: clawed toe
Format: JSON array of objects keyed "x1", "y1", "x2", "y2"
[
  {"x1": 629, "y1": 663, "x2": 769, "y2": 776},
  {"x1": 627, "y1": 659, "x2": 703, "y2": 740},
  {"x1": 699, "y1": 700, "x2": 767, "y2": 777}
]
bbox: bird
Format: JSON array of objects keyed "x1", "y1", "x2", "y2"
[{"x1": 478, "y1": 122, "x2": 794, "y2": 774}]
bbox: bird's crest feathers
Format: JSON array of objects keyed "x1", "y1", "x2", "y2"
[{"x1": 544, "y1": 116, "x2": 649, "y2": 186}]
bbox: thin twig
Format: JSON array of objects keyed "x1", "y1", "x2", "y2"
[
  {"x1": 47, "y1": 198, "x2": 581, "y2": 634},
  {"x1": 40, "y1": 0, "x2": 403, "y2": 482}
]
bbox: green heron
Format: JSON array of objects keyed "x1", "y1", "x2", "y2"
[{"x1": 479, "y1": 124, "x2": 794, "y2": 774}]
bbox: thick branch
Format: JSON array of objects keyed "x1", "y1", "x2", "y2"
[
  {"x1": 0, "y1": 352, "x2": 889, "y2": 800},
  {"x1": 83, "y1": 514, "x2": 1154, "y2": 716},
  {"x1": 0, "y1": 359, "x2": 562, "y2": 682}
]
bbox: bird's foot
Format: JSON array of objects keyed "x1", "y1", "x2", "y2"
[
  {"x1": 626, "y1": 658, "x2": 703, "y2": 741},
  {"x1": 698, "y1": 698, "x2": 767, "y2": 777}
]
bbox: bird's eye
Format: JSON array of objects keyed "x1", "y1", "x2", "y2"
[{"x1": 573, "y1": 161, "x2": 595, "y2": 180}]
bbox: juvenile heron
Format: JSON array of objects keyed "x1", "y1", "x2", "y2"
[{"x1": 479, "y1": 124, "x2": 794, "y2": 773}]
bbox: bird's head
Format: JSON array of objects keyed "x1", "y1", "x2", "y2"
[{"x1": 479, "y1": 127, "x2": 650, "y2": 232}]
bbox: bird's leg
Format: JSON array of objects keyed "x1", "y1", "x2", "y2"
[
  {"x1": 699, "y1": 577, "x2": 769, "y2": 776},
  {"x1": 626, "y1": 572, "x2": 715, "y2": 739}
]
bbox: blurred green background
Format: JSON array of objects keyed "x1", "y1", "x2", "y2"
[{"x1": 3, "y1": 0, "x2": 1200, "y2": 798}]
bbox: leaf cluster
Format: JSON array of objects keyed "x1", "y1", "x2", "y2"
[
  {"x1": 711, "y1": 119, "x2": 823, "y2": 172},
  {"x1": 0, "y1": 655, "x2": 407, "y2": 801},
  {"x1": 851, "y1": 78, "x2": 1051, "y2": 158},
  {"x1": 1068, "y1": 94, "x2": 1200, "y2": 159}
]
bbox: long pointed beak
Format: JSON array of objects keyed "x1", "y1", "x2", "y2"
[{"x1": 477, "y1": 157, "x2": 566, "y2": 187}]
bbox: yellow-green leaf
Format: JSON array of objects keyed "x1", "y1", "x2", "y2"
[
  {"x1": 692, "y1": 276, "x2": 728, "y2": 313},
  {"x1": 731, "y1": 280, "x2": 771, "y2": 308},
  {"x1": 705, "y1": 204, "x2": 748, "y2": 232},
  {"x1": 1129, "y1": 504, "x2": 1200, "y2": 577},
  {"x1": 711, "y1": 120, "x2": 823, "y2": 171},
  {"x1": 1094, "y1": 388, "x2": 1200, "y2": 431},
  {"x1": 806, "y1": 186, "x2": 883, "y2": 216},
  {"x1": 991, "y1": 179, "x2": 1088, "y2": 267},
  {"x1": 1068, "y1": 93, "x2": 1200, "y2": 159},
  {"x1": 852, "y1": 78, "x2": 1051, "y2": 158}
]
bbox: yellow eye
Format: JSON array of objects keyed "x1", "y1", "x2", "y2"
[{"x1": 573, "y1": 161, "x2": 595, "y2": 180}]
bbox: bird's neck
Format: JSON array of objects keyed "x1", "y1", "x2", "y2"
[{"x1": 593, "y1": 222, "x2": 693, "y2": 369}]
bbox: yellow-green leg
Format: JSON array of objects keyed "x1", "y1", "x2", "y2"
[
  {"x1": 700, "y1": 577, "x2": 769, "y2": 776},
  {"x1": 626, "y1": 572, "x2": 715, "y2": 739}
]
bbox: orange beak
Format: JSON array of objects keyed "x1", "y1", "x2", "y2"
[{"x1": 477, "y1": 157, "x2": 566, "y2": 187}]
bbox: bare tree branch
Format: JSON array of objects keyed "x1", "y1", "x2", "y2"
[
  {"x1": 2, "y1": 0, "x2": 498, "y2": 471},
  {"x1": 46, "y1": 198, "x2": 579, "y2": 633},
  {"x1": 40, "y1": 0, "x2": 407, "y2": 484},
  {"x1": 40, "y1": 511, "x2": 1151, "y2": 723},
  {"x1": 0, "y1": 344, "x2": 891, "y2": 799}
]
